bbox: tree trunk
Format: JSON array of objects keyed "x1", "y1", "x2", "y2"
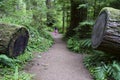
[
  {"x1": 46, "y1": 0, "x2": 52, "y2": 9},
  {"x1": 93, "y1": 0, "x2": 97, "y2": 19},
  {"x1": 92, "y1": 7, "x2": 120, "y2": 54},
  {"x1": 66, "y1": 11, "x2": 70, "y2": 28},
  {"x1": 0, "y1": 23, "x2": 29, "y2": 57},
  {"x1": 62, "y1": 3, "x2": 65, "y2": 33},
  {"x1": 46, "y1": 0, "x2": 54, "y2": 27},
  {"x1": 65, "y1": 0, "x2": 87, "y2": 38}
]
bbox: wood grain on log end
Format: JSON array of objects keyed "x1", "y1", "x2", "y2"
[{"x1": 0, "y1": 23, "x2": 29, "y2": 57}]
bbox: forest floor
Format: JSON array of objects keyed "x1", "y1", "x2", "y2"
[{"x1": 24, "y1": 33, "x2": 93, "y2": 80}]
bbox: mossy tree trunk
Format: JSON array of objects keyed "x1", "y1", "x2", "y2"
[
  {"x1": 0, "y1": 23, "x2": 29, "y2": 57},
  {"x1": 92, "y1": 7, "x2": 120, "y2": 54}
]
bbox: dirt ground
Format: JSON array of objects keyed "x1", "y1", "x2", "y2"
[{"x1": 24, "y1": 33, "x2": 93, "y2": 80}]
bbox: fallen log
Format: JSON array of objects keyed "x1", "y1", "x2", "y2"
[
  {"x1": 92, "y1": 7, "x2": 120, "y2": 54},
  {"x1": 0, "y1": 23, "x2": 29, "y2": 57}
]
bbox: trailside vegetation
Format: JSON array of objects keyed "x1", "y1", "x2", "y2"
[
  {"x1": 0, "y1": 0, "x2": 53, "y2": 79},
  {"x1": 63, "y1": 0, "x2": 120, "y2": 80},
  {"x1": 0, "y1": 0, "x2": 120, "y2": 80}
]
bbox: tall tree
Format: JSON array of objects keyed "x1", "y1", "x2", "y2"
[
  {"x1": 46, "y1": 0, "x2": 54, "y2": 27},
  {"x1": 62, "y1": 3, "x2": 65, "y2": 33},
  {"x1": 65, "y1": 0, "x2": 87, "y2": 38},
  {"x1": 62, "y1": 1, "x2": 70, "y2": 33},
  {"x1": 55, "y1": 0, "x2": 70, "y2": 33}
]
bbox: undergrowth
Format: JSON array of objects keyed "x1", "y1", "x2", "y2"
[
  {"x1": 67, "y1": 36, "x2": 120, "y2": 80},
  {"x1": 67, "y1": 37, "x2": 92, "y2": 54},
  {"x1": 0, "y1": 15, "x2": 54, "y2": 79},
  {"x1": 84, "y1": 53, "x2": 120, "y2": 80}
]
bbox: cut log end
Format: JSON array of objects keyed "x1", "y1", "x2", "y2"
[
  {"x1": 8, "y1": 27, "x2": 29, "y2": 57},
  {"x1": 92, "y1": 11, "x2": 107, "y2": 48},
  {"x1": 0, "y1": 23, "x2": 29, "y2": 57}
]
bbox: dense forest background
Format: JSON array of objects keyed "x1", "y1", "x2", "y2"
[{"x1": 0, "y1": 0, "x2": 120, "y2": 80}]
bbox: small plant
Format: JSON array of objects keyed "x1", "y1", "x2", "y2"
[
  {"x1": 84, "y1": 52, "x2": 120, "y2": 80},
  {"x1": 3, "y1": 66, "x2": 33, "y2": 80},
  {"x1": 0, "y1": 55, "x2": 20, "y2": 67},
  {"x1": 111, "y1": 61, "x2": 120, "y2": 80},
  {"x1": 67, "y1": 37, "x2": 93, "y2": 54}
]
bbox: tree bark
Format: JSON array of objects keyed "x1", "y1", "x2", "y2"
[
  {"x1": 62, "y1": 3, "x2": 65, "y2": 33},
  {"x1": 0, "y1": 23, "x2": 29, "y2": 57},
  {"x1": 65, "y1": 0, "x2": 87, "y2": 38},
  {"x1": 93, "y1": 0, "x2": 97, "y2": 19},
  {"x1": 92, "y1": 7, "x2": 120, "y2": 54},
  {"x1": 46, "y1": 0, "x2": 54, "y2": 27}
]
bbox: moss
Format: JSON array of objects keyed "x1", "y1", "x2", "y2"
[
  {"x1": 100, "y1": 7, "x2": 120, "y2": 21},
  {"x1": 0, "y1": 22, "x2": 29, "y2": 57},
  {"x1": 0, "y1": 23, "x2": 22, "y2": 48}
]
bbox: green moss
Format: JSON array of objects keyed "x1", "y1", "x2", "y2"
[{"x1": 100, "y1": 7, "x2": 120, "y2": 21}]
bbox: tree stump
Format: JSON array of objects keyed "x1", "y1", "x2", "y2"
[
  {"x1": 92, "y1": 7, "x2": 120, "y2": 54},
  {"x1": 0, "y1": 23, "x2": 29, "y2": 57}
]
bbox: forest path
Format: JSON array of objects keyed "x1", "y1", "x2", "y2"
[{"x1": 25, "y1": 33, "x2": 93, "y2": 80}]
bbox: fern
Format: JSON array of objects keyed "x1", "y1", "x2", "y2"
[
  {"x1": 79, "y1": 20, "x2": 94, "y2": 27},
  {"x1": 78, "y1": 4, "x2": 87, "y2": 9},
  {"x1": 94, "y1": 66, "x2": 107, "y2": 80},
  {"x1": 67, "y1": 37, "x2": 94, "y2": 53},
  {"x1": 3, "y1": 66, "x2": 33, "y2": 80},
  {"x1": 80, "y1": 39, "x2": 91, "y2": 48},
  {"x1": 14, "y1": 66, "x2": 19, "y2": 80},
  {"x1": 84, "y1": 51, "x2": 120, "y2": 80},
  {"x1": 0, "y1": 55, "x2": 20, "y2": 67},
  {"x1": 111, "y1": 61, "x2": 120, "y2": 80},
  {"x1": 79, "y1": 39, "x2": 94, "y2": 54}
]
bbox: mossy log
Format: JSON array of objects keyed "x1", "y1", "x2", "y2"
[
  {"x1": 0, "y1": 23, "x2": 29, "y2": 57},
  {"x1": 92, "y1": 7, "x2": 120, "y2": 54}
]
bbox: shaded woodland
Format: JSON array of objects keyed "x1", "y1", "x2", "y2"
[{"x1": 0, "y1": 0, "x2": 120, "y2": 80}]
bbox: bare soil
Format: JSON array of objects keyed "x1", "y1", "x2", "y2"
[{"x1": 24, "y1": 33, "x2": 93, "y2": 80}]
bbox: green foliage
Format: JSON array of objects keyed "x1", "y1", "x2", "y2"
[
  {"x1": 78, "y1": 4, "x2": 87, "y2": 9},
  {"x1": 2, "y1": 66, "x2": 33, "y2": 80},
  {"x1": 53, "y1": 0, "x2": 71, "y2": 33},
  {"x1": 79, "y1": 20, "x2": 94, "y2": 27},
  {"x1": 26, "y1": 26, "x2": 53, "y2": 52},
  {"x1": 86, "y1": 0, "x2": 116, "y2": 19},
  {"x1": 0, "y1": 52, "x2": 32, "y2": 71},
  {"x1": 109, "y1": 0, "x2": 120, "y2": 9},
  {"x1": 74, "y1": 20, "x2": 94, "y2": 38},
  {"x1": 0, "y1": 51, "x2": 33, "y2": 79},
  {"x1": 84, "y1": 52, "x2": 120, "y2": 80},
  {"x1": 64, "y1": 0, "x2": 120, "y2": 80},
  {"x1": 112, "y1": 61, "x2": 120, "y2": 80},
  {"x1": 0, "y1": 0, "x2": 17, "y2": 14},
  {"x1": 67, "y1": 37, "x2": 93, "y2": 53},
  {"x1": 0, "y1": 0, "x2": 54, "y2": 79},
  {"x1": 94, "y1": 66, "x2": 107, "y2": 80},
  {"x1": 67, "y1": 30, "x2": 120, "y2": 80},
  {"x1": 17, "y1": 51, "x2": 33, "y2": 64},
  {"x1": 65, "y1": 1, "x2": 120, "y2": 80},
  {"x1": 67, "y1": 37, "x2": 80, "y2": 52},
  {"x1": 0, "y1": 55, "x2": 20, "y2": 67}
]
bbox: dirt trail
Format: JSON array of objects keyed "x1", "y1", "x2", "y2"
[{"x1": 25, "y1": 33, "x2": 93, "y2": 80}]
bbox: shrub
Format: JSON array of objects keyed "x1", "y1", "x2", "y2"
[{"x1": 67, "y1": 37, "x2": 92, "y2": 54}]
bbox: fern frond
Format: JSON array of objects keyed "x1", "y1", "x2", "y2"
[
  {"x1": 94, "y1": 66, "x2": 107, "y2": 80},
  {"x1": 80, "y1": 39, "x2": 91, "y2": 48},
  {"x1": 111, "y1": 61, "x2": 120, "y2": 80},
  {"x1": 0, "y1": 55, "x2": 20, "y2": 67}
]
